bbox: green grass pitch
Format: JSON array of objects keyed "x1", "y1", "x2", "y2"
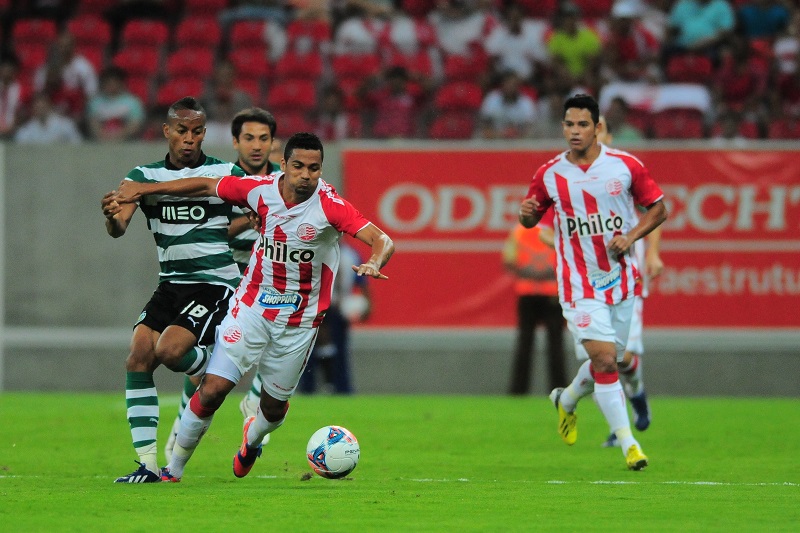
[{"x1": 1, "y1": 393, "x2": 797, "y2": 532}]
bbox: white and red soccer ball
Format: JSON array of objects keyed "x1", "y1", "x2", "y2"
[{"x1": 306, "y1": 425, "x2": 360, "y2": 479}]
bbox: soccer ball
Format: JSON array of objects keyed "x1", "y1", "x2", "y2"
[{"x1": 306, "y1": 425, "x2": 360, "y2": 479}]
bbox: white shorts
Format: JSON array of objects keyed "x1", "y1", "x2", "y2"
[
  {"x1": 564, "y1": 298, "x2": 635, "y2": 363},
  {"x1": 206, "y1": 304, "x2": 318, "y2": 402},
  {"x1": 626, "y1": 295, "x2": 644, "y2": 355}
]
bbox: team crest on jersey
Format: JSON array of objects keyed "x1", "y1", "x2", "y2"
[
  {"x1": 222, "y1": 325, "x2": 242, "y2": 344},
  {"x1": 297, "y1": 223, "x2": 317, "y2": 241},
  {"x1": 574, "y1": 312, "x2": 592, "y2": 328},
  {"x1": 588, "y1": 266, "x2": 622, "y2": 291},
  {"x1": 605, "y1": 179, "x2": 623, "y2": 196},
  {"x1": 257, "y1": 287, "x2": 302, "y2": 311}
]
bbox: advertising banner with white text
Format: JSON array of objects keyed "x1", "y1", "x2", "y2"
[{"x1": 342, "y1": 149, "x2": 800, "y2": 328}]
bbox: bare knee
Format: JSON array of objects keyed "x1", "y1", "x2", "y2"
[
  {"x1": 126, "y1": 329, "x2": 158, "y2": 372},
  {"x1": 583, "y1": 340, "x2": 618, "y2": 373},
  {"x1": 260, "y1": 395, "x2": 289, "y2": 422},
  {"x1": 197, "y1": 375, "x2": 236, "y2": 410}
]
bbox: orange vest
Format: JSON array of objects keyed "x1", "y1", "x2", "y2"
[{"x1": 506, "y1": 225, "x2": 558, "y2": 296}]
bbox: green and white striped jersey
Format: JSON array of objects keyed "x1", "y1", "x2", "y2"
[{"x1": 126, "y1": 154, "x2": 245, "y2": 289}]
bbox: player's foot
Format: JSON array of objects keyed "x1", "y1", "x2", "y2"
[
  {"x1": 233, "y1": 416, "x2": 263, "y2": 478},
  {"x1": 549, "y1": 387, "x2": 577, "y2": 445},
  {"x1": 160, "y1": 467, "x2": 180, "y2": 483},
  {"x1": 239, "y1": 395, "x2": 270, "y2": 446},
  {"x1": 625, "y1": 444, "x2": 649, "y2": 471},
  {"x1": 114, "y1": 461, "x2": 161, "y2": 483},
  {"x1": 602, "y1": 432, "x2": 619, "y2": 448},
  {"x1": 629, "y1": 391, "x2": 651, "y2": 431}
]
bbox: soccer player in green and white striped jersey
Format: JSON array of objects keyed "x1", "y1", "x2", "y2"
[{"x1": 101, "y1": 96, "x2": 244, "y2": 483}]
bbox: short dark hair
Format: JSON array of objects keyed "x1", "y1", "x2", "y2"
[
  {"x1": 168, "y1": 96, "x2": 205, "y2": 119},
  {"x1": 231, "y1": 107, "x2": 277, "y2": 138},
  {"x1": 563, "y1": 93, "x2": 599, "y2": 125},
  {"x1": 283, "y1": 132, "x2": 323, "y2": 162}
]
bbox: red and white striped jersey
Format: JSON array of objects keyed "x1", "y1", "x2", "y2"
[
  {"x1": 526, "y1": 145, "x2": 664, "y2": 305},
  {"x1": 217, "y1": 173, "x2": 370, "y2": 328}
]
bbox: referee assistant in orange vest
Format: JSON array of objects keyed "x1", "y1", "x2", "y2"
[{"x1": 503, "y1": 223, "x2": 566, "y2": 395}]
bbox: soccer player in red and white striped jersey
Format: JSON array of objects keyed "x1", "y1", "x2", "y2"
[
  {"x1": 519, "y1": 94, "x2": 667, "y2": 470},
  {"x1": 114, "y1": 132, "x2": 394, "y2": 481}
]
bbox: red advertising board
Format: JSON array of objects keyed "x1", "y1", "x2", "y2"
[{"x1": 342, "y1": 149, "x2": 800, "y2": 328}]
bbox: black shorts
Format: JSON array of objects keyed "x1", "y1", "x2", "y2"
[{"x1": 135, "y1": 282, "x2": 233, "y2": 346}]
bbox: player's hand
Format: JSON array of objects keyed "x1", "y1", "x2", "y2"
[
  {"x1": 245, "y1": 209, "x2": 262, "y2": 232},
  {"x1": 607, "y1": 234, "x2": 634, "y2": 255},
  {"x1": 646, "y1": 252, "x2": 664, "y2": 278},
  {"x1": 114, "y1": 180, "x2": 145, "y2": 203},
  {"x1": 352, "y1": 262, "x2": 388, "y2": 280},
  {"x1": 519, "y1": 197, "x2": 539, "y2": 219},
  {"x1": 101, "y1": 191, "x2": 122, "y2": 219}
]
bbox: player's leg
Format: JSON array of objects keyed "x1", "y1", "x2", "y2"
[
  {"x1": 116, "y1": 324, "x2": 162, "y2": 483},
  {"x1": 235, "y1": 324, "x2": 318, "y2": 477},
  {"x1": 542, "y1": 295, "x2": 567, "y2": 391},
  {"x1": 510, "y1": 295, "x2": 536, "y2": 395},
  {"x1": 164, "y1": 374, "x2": 201, "y2": 463},
  {"x1": 619, "y1": 296, "x2": 650, "y2": 431}
]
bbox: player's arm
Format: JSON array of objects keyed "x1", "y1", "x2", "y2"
[
  {"x1": 101, "y1": 191, "x2": 137, "y2": 238},
  {"x1": 518, "y1": 197, "x2": 543, "y2": 228},
  {"x1": 352, "y1": 223, "x2": 394, "y2": 280},
  {"x1": 607, "y1": 200, "x2": 668, "y2": 255},
  {"x1": 113, "y1": 177, "x2": 222, "y2": 204},
  {"x1": 644, "y1": 224, "x2": 664, "y2": 278}
]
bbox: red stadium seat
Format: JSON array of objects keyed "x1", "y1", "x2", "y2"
[
  {"x1": 443, "y1": 53, "x2": 489, "y2": 82},
  {"x1": 651, "y1": 108, "x2": 706, "y2": 139},
  {"x1": 12, "y1": 18, "x2": 58, "y2": 46},
  {"x1": 401, "y1": 0, "x2": 435, "y2": 19},
  {"x1": 183, "y1": 0, "x2": 228, "y2": 16},
  {"x1": 112, "y1": 45, "x2": 161, "y2": 77},
  {"x1": 273, "y1": 50, "x2": 323, "y2": 81},
  {"x1": 126, "y1": 75, "x2": 154, "y2": 106},
  {"x1": 331, "y1": 53, "x2": 381, "y2": 81},
  {"x1": 286, "y1": 18, "x2": 332, "y2": 51},
  {"x1": 120, "y1": 19, "x2": 170, "y2": 49},
  {"x1": 68, "y1": 15, "x2": 112, "y2": 48},
  {"x1": 175, "y1": 17, "x2": 221, "y2": 49},
  {"x1": 767, "y1": 118, "x2": 800, "y2": 139},
  {"x1": 429, "y1": 111, "x2": 476, "y2": 139},
  {"x1": 237, "y1": 78, "x2": 262, "y2": 103},
  {"x1": 75, "y1": 0, "x2": 108, "y2": 15},
  {"x1": 274, "y1": 111, "x2": 315, "y2": 135},
  {"x1": 229, "y1": 21, "x2": 267, "y2": 50},
  {"x1": 156, "y1": 78, "x2": 205, "y2": 109},
  {"x1": 515, "y1": 0, "x2": 558, "y2": 18},
  {"x1": 434, "y1": 81, "x2": 483, "y2": 112},
  {"x1": 15, "y1": 42, "x2": 48, "y2": 75},
  {"x1": 573, "y1": 0, "x2": 612, "y2": 18},
  {"x1": 77, "y1": 44, "x2": 105, "y2": 71},
  {"x1": 227, "y1": 49, "x2": 271, "y2": 81},
  {"x1": 666, "y1": 54, "x2": 713, "y2": 84},
  {"x1": 165, "y1": 48, "x2": 215, "y2": 79},
  {"x1": 266, "y1": 79, "x2": 317, "y2": 110},
  {"x1": 625, "y1": 108, "x2": 652, "y2": 136},
  {"x1": 383, "y1": 49, "x2": 433, "y2": 78}
]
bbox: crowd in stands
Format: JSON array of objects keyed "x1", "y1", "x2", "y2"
[{"x1": 0, "y1": 0, "x2": 799, "y2": 144}]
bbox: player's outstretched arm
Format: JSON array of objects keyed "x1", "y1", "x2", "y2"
[
  {"x1": 114, "y1": 177, "x2": 222, "y2": 204},
  {"x1": 353, "y1": 223, "x2": 394, "y2": 280}
]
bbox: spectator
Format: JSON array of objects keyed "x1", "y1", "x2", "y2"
[
  {"x1": 737, "y1": 0, "x2": 790, "y2": 41},
  {"x1": 38, "y1": 57, "x2": 85, "y2": 124},
  {"x1": 202, "y1": 60, "x2": 253, "y2": 127},
  {"x1": 547, "y1": 3, "x2": 602, "y2": 86},
  {"x1": 603, "y1": 96, "x2": 645, "y2": 142},
  {"x1": 602, "y1": 1, "x2": 660, "y2": 82},
  {"x1": 428, "y1": 0, "x2": 497, "y2": 57},
  {"x1": 332, "y1": 1, "x2": 396, "y2": 56},
  {"x1": 86, "y1": 66, "x2": 145, "y2": 142},
  {"x1": 359, "y1": 65, "x2": 424, "y2": 139},
  {"x1": 0, "y1": 54, "x2": 24, "y2": 140},
  {"x1": 314, "y1": 85, "x2": 353, "y2": 141},
  {"x1": 484, "y1": 2, "x2": 550, "y2": 83},
  {"x1": 33, "y1": 29, "x2": 98, "y2": 104},
  {"x1": 478, "y1": 70, "x2": 537, "y2": 139},
  {"x1": 14, "y1": 92, "x2": 82, "y2": 144},
  {"x1": 664, "y1": 0, "x2": 736, "y2": 63},
  {"x1": 772, "y1": 8, "x2": 800, "y2": 83}
]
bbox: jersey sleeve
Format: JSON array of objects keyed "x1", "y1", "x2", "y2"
[
  {"x1": 525, "y1": 166, "x2": 553, "y2": 215},
  {"x1": 216, "y1": 175, "x2": 263, "y2": 208},
  {"x1": 125, "y1": 167, "x2": 147, "y2": 183},
  {"x1": 629, "y1": 163, "x2": 664, "y2": 208},
  {"x1": 320, "y1": 187, "x2": 371, "y2": 237}
]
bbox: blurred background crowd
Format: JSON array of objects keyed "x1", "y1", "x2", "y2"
[{"x1": 0, "y1": 0, "x2": 799, "y2": 144}]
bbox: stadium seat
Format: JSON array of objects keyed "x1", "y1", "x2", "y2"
[
  {"x1": 273, "y1": 50, "x2": 323, "y2": 81},
  {"x1": 767, "y1": 118, "x2": 800, "y2": 139},
  {"x1": 227, "y1": 49, "x2": 271, "y2": 81},
  {"x1": 77, "y1": 44, "x2": 105, "y2": 71},
  {"x1": 120, "y1": 19, "x2": 170, "y2": 49},
  {"x1": 401, "y1": 0, "x2": 435, "y2": 19},
  {"x1": 112, "y1": 46, "x2": 161, "y2": 78},
  {"x1": 666, "y1": 54, "x2": 713, "y2": 84},
  {"x1": 126, "y1": 75, "x2": 154, "y2": 107},
  {"x1": 15, "y1": 42, "x2": 48, "y2": 75},
  {"x1": 331, "y1": 53, "x2": 381, "y2": 82},
  {"x1": 229, "y1": 21, "x2": 267, "y2": 50},
  {"x1": 273, "y1": 111, "x2": 315, "y2": 135},
  {"x1": 625, "y1": 108, "x2": 652, "y2": 136},
  {"x1": 237, "y1": 78, "x2": 262, "y2": 103},
  {"x1": 175, "y1": 17, "x2": 221, "y2": 50},
  {"x1": 75, "y1": 0, "x2": 108, "y2": 15},
  {"x1": 156, "y1": 78, "x2": 205, "y2": 109},
  {"x1": 651, "y1": 108, "x2": 706, "y2": 139},
  {"x1": 286, "y1": 18, "x2": 332, "y2": 52},
  {"x1": 183, "y1": 0, "x2": 228, "y2": 16},
  {"x1": 433, "y1": 81, "x2": 483, "y2": 112},
  {"x1": 515, "y1": 0, "x2": 558, "y2": 18},
  {"x1": 428, "y1": 111, "x2": 476, "y2": 140},
  {"x1": 383, "y1": 49, "x2": 433, "y2": 78},
  {"x1": 573, "y1": 0, "x2": 612, "y2": 18},
  {"x1": 12, "y1": 18, "x2": 58, "y2": 46},
  {"x1": 67, "y1": 15, "x2": 112, "y2": 48},
  {"x1": 443, "y1": 53, "x2": 489, "y2": 82},
  {"x1": 165, "y1": 48, "x2": 215, "y2": 79},
  {"x1": 266, "y1": 79, "x2": 317, "y2": 110},
  {"x1": 337, "y1": 79, "x2": 363, "y2": 112}
]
